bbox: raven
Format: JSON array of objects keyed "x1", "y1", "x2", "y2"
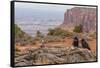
[
  {"x1": 72, "y1": 37, "x2": 79, "y2": 48},
  {"x1": 81, "y1": 39, "x2": 91, "y2": 50}
]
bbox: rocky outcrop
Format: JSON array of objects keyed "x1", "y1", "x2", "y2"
[
  {"x1": 15, "y1": 46, "x2": 96, "y2": 66},
  {"x1": 61, "y1": 7, "x2": 96, "y2": 32}
]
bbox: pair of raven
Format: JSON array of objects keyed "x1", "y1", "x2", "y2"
[{"x1": 72, "y1": 37, "x2": 91, "y2": 50}]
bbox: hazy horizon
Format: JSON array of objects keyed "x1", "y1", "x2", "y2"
[
  {"x1": 15, "y1": 2, "x2": 74, "y2": 37},
  {"x1": 15, "y1": 2, "x2": 95, "y2": 37}
]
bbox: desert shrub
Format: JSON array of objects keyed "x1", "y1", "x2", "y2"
[
  {"x1": 15, "y1": 47, "x2": 20, "y2": 52},
  {"x1": 89, "y1": 32, "x2": 96, "y2": 39},
  {"x1": 36, "y1": 31, "x2": 41, "y2": 37},
  {"x1": 48, "y1": 28, "x2": 72, "y2": 37},
  {"x1": 15, "y1": 24, "x2": 21, "y2": 34},
  {"x1": 15, "y1": 24, "x2": 25, "y2": 38},
  {"x1": 34, "y1": 36, "x2": 41, "y2": 41},
  {"x1": 45, "y1": 36, "x2": 61, "y2": 43},
  {"x1": 15, "y1": 24, "x2": 34, "y2": 46},
  {"x1": 73, "y1": 24, "x2": 83, "y2": 33},
  {"x1": 47, "y1": 29, "x2": 55, "y2": 35},
  {"x1": 34, "y1": 31, "x2": 44, "y2": 41}
]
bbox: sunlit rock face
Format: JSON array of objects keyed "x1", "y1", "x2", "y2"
[{"x1": 61, "y1": 7, "x2": 96, "y2": 33}]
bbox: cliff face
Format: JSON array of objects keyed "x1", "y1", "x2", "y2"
[{"x1": 61, "y1": 7, "x2": 96, "y2": 32}]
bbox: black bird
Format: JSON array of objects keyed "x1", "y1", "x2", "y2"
[
  {"x1": 72, "y1": 37, "x2": 79, "y2": 48},
  {"x1": 81, "y1": 39, "x2": 91, "y2": 50}
]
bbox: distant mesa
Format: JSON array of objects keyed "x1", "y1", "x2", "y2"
[{"x1": 60, "y1": 7, "x2": 96, "y2": 33}]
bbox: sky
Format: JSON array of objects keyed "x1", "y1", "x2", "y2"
[{"x1": 15, "y1": 2, "x2": 75, "y2": 22}]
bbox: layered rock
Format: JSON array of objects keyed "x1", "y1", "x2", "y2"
[
  {"x1": 15, "y1": 46, "x2": 96, "y2": 66},
  {"x1": 61, "y1": 7, "x2": 96, "y2": 33}
]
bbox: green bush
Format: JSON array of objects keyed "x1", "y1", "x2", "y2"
[
  {"x1": 15, "y1": 24, "x2": 26, "y2": 38},
  {"x1": 36, "y1": 31, "x2": 41, "y2": 37},
  {"x1": 15, "y1": 47, "x2": 20, "y2": 52},
  {"x1": 73, "y1": 24, "x2": 83, "y2": 33},
  {"x1": 47, "y1": 28, "x2": 71, "y2": 37}
]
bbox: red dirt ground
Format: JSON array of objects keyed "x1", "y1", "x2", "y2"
[{"x1": 16, "y1": 38, "x2": 96, "y2": 52}]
